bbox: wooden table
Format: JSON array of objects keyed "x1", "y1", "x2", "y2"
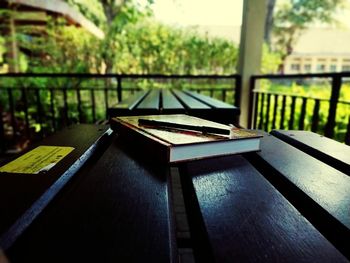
[
  {"x1": 0, "y1": 126, "x2": 349, "y2": 262},
  {"x1": 108, "y1": 89, "x2": 240, "y2": 125}
]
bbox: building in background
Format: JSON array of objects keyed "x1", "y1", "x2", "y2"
[
  {"x1": 196, "y1": 26, "x2": 350, "y2": 74},
  {"x1": 280, "y1": 28, "x2": 350, "y2": 74}
]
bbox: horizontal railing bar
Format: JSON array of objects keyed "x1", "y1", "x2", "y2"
[
  {"x1": 253, "y1": 90, "x2": 350, "y2": 105},
  {"x1": 188, "y1": 88, "x2": 232, "y2": 90},
  {"x1": 0, "y1": 87, "x2": 233, "y2": 92},
  {"x1": 0, "y1": 73, "x2": 240, "y2": 79},
  {"x1": 252, "y1": 72, "x2": 350, "y2": 79},
  {"x1": 0, "y1": 87, "x2": 136, "y2": 91}
]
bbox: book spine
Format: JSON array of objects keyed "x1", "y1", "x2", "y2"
[{"x1": 113, "y1": 120, "x2": 170, "y2": 163}]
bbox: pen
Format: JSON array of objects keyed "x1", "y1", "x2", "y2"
[{"x1": 138, "y1": 119, "x2": 231, "y2": 135}]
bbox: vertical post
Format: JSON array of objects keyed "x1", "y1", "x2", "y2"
[
  {"x1": 345, "y1": 116, "x2": 350, "y2": 145},
  {"x1": 21, "y1": 88, "x2": 30, "y2": 138},
  {"x1": 104, "y1": 89, "x2": 109, "y2": 120},
  {"x1": 253, "y1": 92, "x2": 259, "y2": 129},
  {"x1": 258, "y1": 93, "x2": 265, "y2": 129},
  {"x1": 0, "y1": 103, "x2": 5, "y2": 153},
  {"x1": 324, "y1": 76, "x2": 341, "y2": 138},
  {"x1": 235, "y1": 75, "x2": 242, "y2": 107},
  {"x1": 265, "y1": 94, "x2": 271, "y2": 131},
  {"x1": 298, "y1": 97, "x2": 307, "y2": 130},
  {"x1": 272, "y1": 94, "x2": 278, "y2": 129},
  {"x1": 91, "y1": 89, "x2": 96, "y2": 123},
  {"x1": 288, "y1": 96, "x2": 296, "y2": 129},
  {"x1": 248, "y1": 76, "x2": 256, "y2": 128},
  {"x1": 311, "y1": 99, "x2": 320, "y2": 132},
  {"x1": 76, "y1": 88, "x2": 82, "y2": 123},
  {"x1": 117, "y1": 76, "x2": 122, "y2": 102},
  {"x1": 237, "y1": 0, "x2": 267, "y2": 128},
  {"x1": 50, "y1": 89, "x2": 56, "y2": 131},
  {"x1": 280, "y1": 95, "x2": 287, "y2": 129},
  {"x1": 63, "y1": 88, "x2": 69, "y2": 127},
  {"x1": 5, "y1": 12, "x2": 19, "y2": 73},
  {"x1": 8, "y1": 89, "x2": 16, "y2": 140},
  {"x1": 35, "y1": 89, "x2": 43, "y2": 138}
]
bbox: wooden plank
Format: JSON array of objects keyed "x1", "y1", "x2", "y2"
[
  {"x1": 113, "y1": 90, "x2": 148, "y2": 110},
  {"x1": 6, "y1": 136, "x2": 176, "y2": 262},
  {"x1": 172, "y1": 90, "x2": 210, "y2": 109},
  {"x1": 136, "y1": 89, "x2": 160, "y2": 110},
  {"x1": 107, "y1": 90, "x2": 148, "y2": 118},
  {"x1": 161, "y1": 89, "x2": 184, "y2": 113},
  {"x1": 183, "y1": 90, "x2": 237, "y2": 109},
  {"x1": 173, "y1": 90, "x2": 239, "y2": 124},
  {"x1": 247, "y1": 133, "x2": 350, "y2": 258},
  {"x1": 0, "y1": 125, "x2": 112, "y2": 249},
  {"x1": 179, "y1": 156, "x2": 347, "y2": 262},
  {"x1": 183, "y1": 90, "x2": 240, "y2": 124},
  {"x1": 271, "y1": 130, "x2": 350, "y2": 176}
]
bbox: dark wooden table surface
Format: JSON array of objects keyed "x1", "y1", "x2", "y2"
[
  {"x1": 0, "y1": 125, "x2": 349, "y2": 262},
  {"x1": 108, "y1": 89, "x2": 240, "y2": 125}
]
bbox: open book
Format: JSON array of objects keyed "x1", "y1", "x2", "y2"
[{"x1": 110, "y1": 114, "x2": 262, "y2": 163}]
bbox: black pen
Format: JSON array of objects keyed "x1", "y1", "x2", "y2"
[{"x1": 138, "y1": 119, "x2": 231, "y2": 135}]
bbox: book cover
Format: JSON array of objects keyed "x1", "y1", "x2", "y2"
[{"x1": 111, "y1": 114, "x2": 262, "y2": 163}]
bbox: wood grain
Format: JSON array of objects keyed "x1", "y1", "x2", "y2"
[
  {"x1": 0, "y1": 125, "x2": 111, "y2": 249},
  {"x1": 179, "y1": 155, "x2": 348, "y2": 262},
  {"x1": 271, "y1": 130, "x2": 350, "y2": 176},
  {"x1": 6, "y1": 136, "x2": 176, "y2": 263},
  {"x1": 247, "y1": 133, "x2": 350, "y2": 258}
]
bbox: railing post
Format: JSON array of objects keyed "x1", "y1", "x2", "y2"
[
  {"x1": 247, "y1": 76, "x2": 255, "y2": 129},
  {"x1": 50, "y1": 89, "x2": 56, "y2": 131},
  {"x1": 324, "y1": 76, "x2": 341, "y2": 138},
  {"x1": 311, "y1": 99, "x2": 320, "y2": 132},
  {"x1": 0, "y1": 104, "x2": 5, "y2": 153},
  {"x1": 63, "y1": 88, "x2": 69, "y2": 127},
  {"x1": 21, "y1": 88, "x2": 30, "y2": 138},
  {"x1": 235, "y1": 75, "x2": 242, "y2": 108},
  {"x1": 345, "y1": 115, "x2": 350, "y2": 145},
  {"x1": 8, "y1": 89, "x2": 16, "y2": 141},
  {"x1": 35, "y1": 89, "x2": 43, "y2": 138},
  {"x1": 117, "y1": 76, "x2": 122, "y2": 102}
]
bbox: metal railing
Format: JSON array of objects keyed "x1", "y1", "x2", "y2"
[
  {"x1": 249, "y1": 72, "x2": 350, "y2": 145},
  {"x1": 2, "y1": 72, "x2": 349, "y2": 154},
  {"x1": 0, "y1": 73, "x2": 241, "y2": 154}
]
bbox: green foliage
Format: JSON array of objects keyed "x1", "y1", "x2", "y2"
[
  {"x1": 0, "y1": 36, "x2": 5, "y2": 66},
  {"x1": 261, "y1": 44, "x2": 282, "y2": 74},
  {"x1": 256, "y1": 80, "x2": 350, "y2": 143},
  {"x1": 112, "y1": 19, "x2": 238, "y2": 74},
  {"x1": 271, "y1": 0, "x2": 345, "y2": 68},
  {"x1": 23, "y1": 18, "x2": 101, "y2": 75},
  {"x1": 65, "y1": 0, "x2": 106, "y2": 26}
]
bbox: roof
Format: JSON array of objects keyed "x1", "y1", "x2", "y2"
[{"x1": 2, "y1": 0, "x2": 104, "y2": 39}]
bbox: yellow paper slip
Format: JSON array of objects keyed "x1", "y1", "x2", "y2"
[{"x1": 0, "y1": 146, "x2": 75, "y2": 174}]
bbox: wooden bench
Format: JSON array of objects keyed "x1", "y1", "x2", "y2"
[
  {"x1": 108, "y1": 89, "x2": 240, "y2": 125},
  {"x1": 1, "y1": 126, "x2": 176, "y2": 262},
  {"x1": 0, "y1": 125, "x2": 112, "y2": 251},
  {"x1": 271, "y1": 130, "x2": 350, "y2": 176},
  {"x1": 2, "y1": 127, "x2": 349, "y2": 262},
  {"x1": 178, "y1": 131, "x2": 350, "y2": 262}
]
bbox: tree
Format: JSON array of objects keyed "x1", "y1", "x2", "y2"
[
  {"x1": 112, "y1": 19, "x2": 238, "y2": 74},
  {"x1": 265, "y1": 0, "x2": 344, "y2": 72},
  {"x1": 98, "y1": 0, "x2": 152, "y2": 74}
]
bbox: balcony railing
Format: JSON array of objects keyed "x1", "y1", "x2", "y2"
[
  {"x1": 0, "y1": 73, "x2": 240, "y2": 154},
  {"x1": 1, "y1": 72, "x2": 350, "y2": 155},
  {"x1": 249, "y1": 72, "x2": 350, "y2": 145}
]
